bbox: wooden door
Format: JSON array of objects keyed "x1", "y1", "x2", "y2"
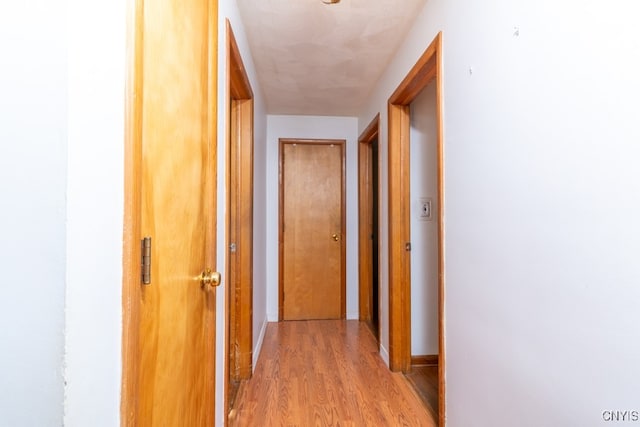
[
  {"x1": 358, "y1": 115, "x2": 380, "y2": 341},
  {"x1": 279, "y1": 139, "x2": 345, "y2": 320},
  {"x1": 123, "y1": 0, "x2": 218, "y2": 424}
]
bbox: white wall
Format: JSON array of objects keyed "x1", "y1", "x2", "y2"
[
  {"x1": 218, "y1": 2, "x2": 269, "y2": 424},
  {"x1": 0, "y1": 3, "x2": 67, "y2": 425},
  {"x1": 65, "y1": 0, "x2": 126, "y2": 425},
  {"x1": 251, "y1": 84, "x2": 269, "y2": 364},
  {"x1": 265, "y1": 115, "x2": 359, "y2": 321},
  {"x1": 359, "y1": 0, "x2": 640, "y2": 425},
  {"x1": 409, "y1": 81, "x2": 439, "y2": 356}
]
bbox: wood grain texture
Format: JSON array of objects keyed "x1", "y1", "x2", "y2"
[
  {"x1": 279, "y1": 140, "x2": 346, "y2": 320},
  {"x1": 226, "y1": 21, "x2": 255, "y2": 421},
  {"x1": 411, "y1": 355, "x2": 439, "y2": 367},
  {"x1": 389, "y1": 44, "x2": 438, "y2": 106},
  {"x1": 358, "y1": 114, "x2": 379, "y2": 325},
  {"x1": 358, "y1": 140, "x2": 373, "y2": 323},
  {"x1": 434, "y1": 33, "x2": 446, "y2": 427},
  {"x1": 121, "y1": 0, "x2": 144, "y2": 423},
  {"x1": 235, "y1": 98, "x2": 253, "y2": 380},
  {"x1": 228, "y1": 99, "x2": 240, "y2": 410},
  {"x1": 405, "y1": 365, "x2": 439, "y2": 420},
  {"x1": 127, "y1": 0, "x2": 218, "y2": 424},
  {"x1": 228, "y1": 21, "x2": 253, "y2": 100},
  {"x1": 230, "y1": 320, "x2": 436, "y2": 427},
  {"x1": 387, "y1": 31, "x2": 445, "y2": 426},
  {"x1": 387, "y1": 102, "x2": 412, "y2": 373}
]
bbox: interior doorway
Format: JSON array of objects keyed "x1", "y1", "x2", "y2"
[
  {"x1": 358, "y1": 115, "x2": 381, "y2": 342},
  {"x1": 225, "y1": 20, "x2": 254, "y2": 416},
  {"x1": 387, "y1": 32, "x2": 445, "y2": 426},
  {"x1": 405, "y1": 79, "x2": 440, "y2": 419}
]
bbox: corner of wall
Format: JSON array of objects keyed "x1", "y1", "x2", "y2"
[
  {"x1": 379, "y1": 343, "x2": 390, "y2": 368},
  {"x1": 252, "y1": 317, "x2": 269, "y2": 372}
]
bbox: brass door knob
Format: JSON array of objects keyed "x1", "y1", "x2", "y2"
[
  {"x1": 200, "y1": 268, "x2": 221, "y2": 289},
  {"x1": 332, "y1": 233, "x2": 340, "y2": 242}
]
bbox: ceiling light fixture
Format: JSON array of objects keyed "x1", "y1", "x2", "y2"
[{"x1": 321, "y1": 0, "x2": 340, "y2": 4}]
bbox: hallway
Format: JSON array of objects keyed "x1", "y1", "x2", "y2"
[{"x1": 230, "y1": 320, "x2": 435, "y2": 426}]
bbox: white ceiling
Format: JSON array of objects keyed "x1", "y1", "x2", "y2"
[{"x1": 236, "y1": 0, "x2": 427, "y2": 116}]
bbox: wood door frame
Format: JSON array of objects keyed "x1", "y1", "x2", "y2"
[
  {"x1": 387, "y1": 32, "x2": 445, "y2": 426},
  {"x1": 278, "y1": 138, "x2": 347, "y2": 321},
  {"x1": 358, "y1": 114, "x2": 380, "y2": 336},
  {"x1": 224, "y1": 19, "x2": 254, "y2": 418},
  {"x1": 120, "y1": 0, "x2": 218, "y2": 424}
]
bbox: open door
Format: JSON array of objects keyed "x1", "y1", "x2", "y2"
[
  {"x1": 121, "y1": 0, "x2": 218, "y2": 425},
  {"x1": 358, "y1": 114, "x2": 381, "y2": 342}
]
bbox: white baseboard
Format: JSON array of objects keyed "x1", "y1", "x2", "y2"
[
  {"x1": 379, "y1": 342, "x2": 390, "y2": 367},
  {"x1": 252, "y1": 317, "x2": 268, "y2": 372}
]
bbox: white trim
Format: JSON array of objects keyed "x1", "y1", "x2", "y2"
[
  {"x1": 252, "y1": 317, "x2": 269, "y2": 372},
  {"x1": 379, "y1": 343, "x2": 390, "y2": 368}
]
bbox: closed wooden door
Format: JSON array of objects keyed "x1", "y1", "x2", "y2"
[
  {"x1": 131, "y1": 0, "x2": 218, "y2": 424},
  {"x1": 280, "y1": 139, "x2": 345, "y2": 320}
]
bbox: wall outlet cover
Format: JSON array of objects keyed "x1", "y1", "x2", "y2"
[{"x1": 419, "y1": 197, "x2": 433, "y2": 221}]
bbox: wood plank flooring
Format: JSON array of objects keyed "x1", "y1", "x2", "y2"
[
  {"x1": 405, "y1": 365, "x2": 439, "y2": 420},
  {"x1": 229, "y1": 320, "x2": 436, "y2": 427}
]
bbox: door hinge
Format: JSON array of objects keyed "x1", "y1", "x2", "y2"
[
  {"x1": 141, "y1": 237, "x2": 152, "y2": 285},
  {"x1": 229, "y1": 242, "x2": 237, "y2": 253},
  {"x1": 405, "y1": 242, "x2": 412, "y2": 252}
]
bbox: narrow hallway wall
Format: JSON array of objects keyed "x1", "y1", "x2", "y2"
[
  {"x1": 65, "y1": 0, "x2": 126, "y2": 425},
  {"x1": 218, "y1": 2, "x2": 269, "y2": 424},
  {"x1": 358, "y1": 0, "x2": 640, "y2": 425},
  {"x1": 0, "y1": 3, "x2": 67, "y2": 424}
]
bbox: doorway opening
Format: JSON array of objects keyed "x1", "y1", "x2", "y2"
[
  {"x1": 358, "y1": 114, "x2": 381, "y2": 342},
  {"x1": 404, "y1": 78, "x2": 440, "y2": 419},
  {"x1": 387, "y1": 32, "x2": 445, "y2": 426},
  {"x1": 225, "y1": 20, "x2": 254, "y2": 416}
]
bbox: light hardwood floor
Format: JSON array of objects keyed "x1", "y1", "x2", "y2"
[{"x1": 230, "y1": 320, "x2": 436, "y2": 426}]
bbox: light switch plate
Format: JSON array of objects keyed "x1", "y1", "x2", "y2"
[{"x1": 419, "y1": 197, "x2": 433, "y2": 221}]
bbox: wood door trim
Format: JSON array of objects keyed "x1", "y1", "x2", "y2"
[
  {"x1": 202, "y1": 2, "x2": 219, "y2": 423},
  {"x1": 387, "y1": 31, "x2": 445, "y2": 427},
  {"x1": 357, "y1": 114, "x2": 379, "y2": 325},
  {"x1": 228, "y1": 20, "x2": 253, "y2": 100},
  {"x1": 121, "y1": 0, "x2": 144, "y2": 423},
  {"x1": 278, "y1": 138, "x2": 347, "y2": 321},
  {"x1": 121, "y1": 0, "x2": 218, "y2": 424},
  {"x1": 359, "y1": 113, "x2": 380, "y2": 145},
  {"x1": 411, "y1": 355, "x2": 439, "y2": 367},
  {"x1": 224, "y1": 20, "x2": 254, "y2": 423}
]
